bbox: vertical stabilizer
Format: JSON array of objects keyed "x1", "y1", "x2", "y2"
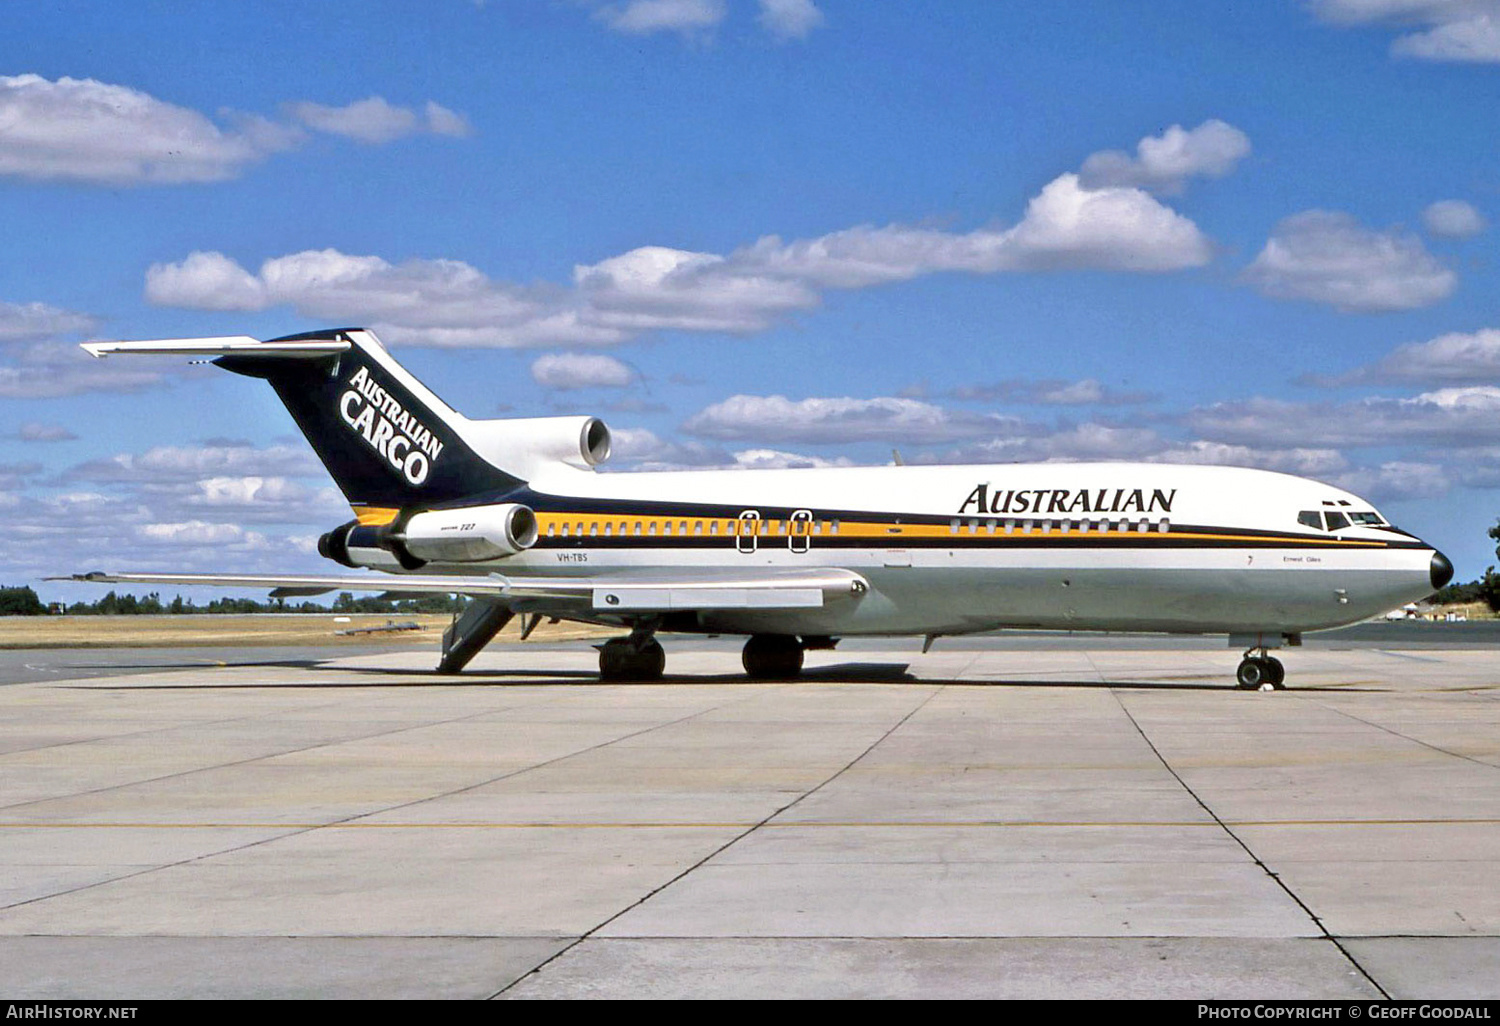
[{"x1": 214, "y1": 329, "x2": 524, "y2": 509}]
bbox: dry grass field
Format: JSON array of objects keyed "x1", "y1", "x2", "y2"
[{"x1": 0, "y1": 613, "x2": 616, "y2": 649}]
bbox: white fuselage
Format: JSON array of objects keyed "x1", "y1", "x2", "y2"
[{"x1": 355, "y1": 461, "x2": 1440, "y2": 639}]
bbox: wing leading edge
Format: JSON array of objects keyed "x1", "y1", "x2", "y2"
[{"x1": 53, "y1": 568, "x2": 868, "y2": 612}]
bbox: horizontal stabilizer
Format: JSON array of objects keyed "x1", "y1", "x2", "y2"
[
  {"x1": 81, "y1": 337, "x2": 349, "y2": 360},
  {"x1": 53, "y1": 568, "x2": 869, "y2": 612}
]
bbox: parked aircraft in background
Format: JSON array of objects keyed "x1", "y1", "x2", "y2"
[{"x1": 64, "y1": 329, "x2": 1452, "y2": 689}]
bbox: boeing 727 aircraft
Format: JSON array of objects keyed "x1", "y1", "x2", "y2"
[{"x1": 64, "y1": 328, "x2": 1453, "y2": 689}]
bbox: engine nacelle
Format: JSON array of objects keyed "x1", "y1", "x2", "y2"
[
  {"x1": 394, "y1": 504, "x2": 538, "y2": 563},
  {"x1": 318, "y1": 502, "x2": 538, "y2": 570},
  {"x1": 461, "y1": 415, "x2": 611, "y2": 480}
]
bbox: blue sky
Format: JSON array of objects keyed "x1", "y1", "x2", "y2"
[{"x1": 4, "y1": 0, "x2": 1500, "y2": 599}]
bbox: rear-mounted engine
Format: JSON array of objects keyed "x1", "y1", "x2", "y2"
[{"x1": 318, "y1": 502, "x2": 538, "y2": 570}]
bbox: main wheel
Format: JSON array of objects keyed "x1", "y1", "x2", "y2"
[
  {"x1": 742, "y1": 634, "x2": 804, "y2": 679},
  {"x1": 599, "y1": 639, "x2": 633, "y2": 680},
  {"x1": 634, "y1": 639, "x2": 666, "y2": 680},
  {"x1": 1235, "y1": 657, "x2": 1267, "y2": 690},
  {"x1": 1265, "y1": 657, "x2": 1285, "y2": 688},
  {"x1": 598, "y1": 638, "x2": 665, "y2": 681}
]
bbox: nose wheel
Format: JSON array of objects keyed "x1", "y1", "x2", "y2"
[{"x1": 1236, "y1": 654, "x2": 1285, "y2": 690}]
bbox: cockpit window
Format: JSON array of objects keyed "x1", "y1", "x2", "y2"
[
  {"x1": 1297, "y1": 511, "x2": 1321, "y2": 530},
  {"x1": 1349, "y1": 512, "x2": 1384, "y2": 526},
  {"x1": 1324, "y1": 511, "x2": 1350, "y2": 531}
]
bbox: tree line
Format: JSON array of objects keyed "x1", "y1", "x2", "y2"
[{"x1": 0, "y1": 586, "x2": 467, "y2": 617}]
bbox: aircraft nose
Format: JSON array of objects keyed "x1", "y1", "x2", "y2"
[{"x1": 1430, "y1": 550, "x2": 1454, "y2": 590}]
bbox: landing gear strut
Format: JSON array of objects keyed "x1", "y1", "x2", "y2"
[
  {"x1": 597, "y1": 628, "x2": 665, "y2": 681},
  {"x1": 1236, "y1": 650, "x2": 1286, "y2": 690},
  {"x1": 742, "y1": 634, "x2": 804, "y2": 679}
]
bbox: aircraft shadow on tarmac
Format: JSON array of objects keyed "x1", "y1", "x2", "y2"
[{"x1": 69, "y1": 657, "x2": 1386, "y2": 693}]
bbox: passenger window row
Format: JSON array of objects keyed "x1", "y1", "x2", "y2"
[
  {"x1": 949, "y1": 518, "x2": 1169, "y2": 535},
  {"x1": 541, "y1": 518, "x2": 842, "y2": 538}
]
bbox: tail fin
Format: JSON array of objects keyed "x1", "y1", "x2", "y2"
[
  {"x1": 214, "y1": 329, "x2": 522, "y2": 509},
  {"x1": 83, "y1": 328, "x2": 613, "y2": 512}
]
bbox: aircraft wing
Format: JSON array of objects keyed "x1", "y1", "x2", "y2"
[{"x1": 53, "y1": 568, "x2": 868, "y2": 612}]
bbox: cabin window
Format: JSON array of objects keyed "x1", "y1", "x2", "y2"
[
  {"x1": 967, "y1": 518, "x2": 978, "y2": 534},
  {"x1": 709, "y1": 521, "x2": 719, "y2": 536},
  {"x1": 830, "y1": 520, "x2": 841, "y2": 534},
  {"x1": 693, "y1": 521, "x2": 703, "y2": 536},
  {"x1": 950, "y1": 519, "x2": 960, "y2": 534},
  {"x1": 1325, "y1": 511, "x2": 1350, "y2": 532},
  {"x1": 589, "y1": 523, "x2": 598, "y2": 537},
  {"x1": 546, "y1": 523, "x2": 556, "y2": 538},
  {"x1": 556, "y1": 523, "x2": 566, "y2": 538},
  {"x1": 1004, "y1": 519, "x2": 1015, "y2": 534},
  {"x1": 1157, "y1": 518, "x2": 1170, "y2": 533},
  {"x1": 680, "y1": 521, "x2": 689, "y2": 535},
  {"x1": 602, "y1": 523, "x2": 612, "y2": 537},
  {"x1": 1136, "y1": 518, "x2": 1149, "y2": 533},
  {"x1": 1060, "y1": 520, "x2": 1072, "y2": 534},
  {"x1": 986, "y1": 519, "x2": 996, "y2": 534},
  {"x1": 648, "y1": 522, "x2": 656, "y2": 536},
  {"x1": 1298, "y1": 511, "x2": 1321, "y2": 530}
]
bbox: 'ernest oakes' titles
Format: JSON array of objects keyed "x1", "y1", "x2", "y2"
[
  {"x1": 339, "y1": 365, "x2": 444, "y2": 484},
  {"x1": 959, "y1": 484, "x2": 1176, "y2": 515}
]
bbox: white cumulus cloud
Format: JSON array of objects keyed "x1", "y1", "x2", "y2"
[
  {"x1": 144, "y1": 122, "x2": 1224, "y2": 346},
  {"x1": 682, "y1": 394, "x2": 1025, "y2": 445},
  {"x1": 15, "y1": 422, "x2": 77, "y2": 442},
  {"x1": 1422, "y1": 199, "x2": 1487, "y2": 238},
  {"x1": 595, "y1": 0, "x2": 727, "y2": 37},
  {"x1": 286, "y1": 97, "x2": 472, "y2": 143},
  {"x1": 1324, "y1": 327, "x2": 1500, "y2": 385},
  {"x1": 758, "y1": 0, "x2": 824, "y2": 40},
  {"x1": 1310, "y1": 0, "x2": 1500, "y2": 62},
  {"x1": 0, "y1": 74, "x2": 292, "y2": 185},
  {"x1": 530, "y1": 352, "x2": 637, "y2": 389},
  {"x1": 1187, "y1": 387, "x2": 1500, "y2": 449},
  {"x1": 1078, "y1": 120, "x2": 1251, "y2": 195},
  {"x1": 0, "y1": 74, "x2": 471, "y2": 186},
  {"x1": 0, "y1": 300, "x2": 97, "y2": 343},
  {"x1": 1241, "y1": 210, "x2": 1456, "y2": 312}
]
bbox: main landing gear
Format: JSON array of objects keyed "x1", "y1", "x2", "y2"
[
  {"x1": 1236, "y1": 649, "x2": 1286, "y2": 690},
  {"x1": 597, "y1": 631, "x2": 826, "y2": 682},
  {"x1": 741, "y1": 634, "x2": 805, "y2": 679},
  {"x1": 597, "y1": 629, "x2": 666, "y2": 681}
]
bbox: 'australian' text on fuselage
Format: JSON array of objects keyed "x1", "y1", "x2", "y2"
[{"x1": 959, "y1": 484, "x2": 1177, "y2": 516}]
